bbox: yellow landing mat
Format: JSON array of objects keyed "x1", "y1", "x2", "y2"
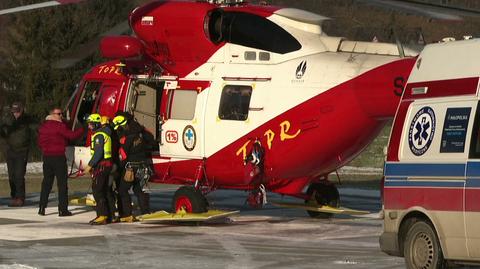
[
  {"x1": 139, "y1": 209, "x2": 240, "y2": 223},
  {"x1": 69, "y1": 195, "x2": 96, "y2": 207},
  {"x1": 270, "y1": 201, "x2": 369, "y2": 215}
]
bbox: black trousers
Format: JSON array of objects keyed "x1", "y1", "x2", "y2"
[
  {"x1": 118, "y1": 170, "x2": 150, "y2": 217},
  {"x1": 92, "y1": 165, "x2": 113, "y2": 217},
  {"x1": 6, "y1": 149, "x2": 28, "y2": 199},
  {"x1": 111, "y1": 164, "x2": 123, "y2": 217},
  {"x1": 39, "y1": 156, "x2": 69, "y2": 212}
]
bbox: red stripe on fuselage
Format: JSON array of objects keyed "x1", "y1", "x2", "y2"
[{"x1": 403, "y1": 77, "x2": 479, "y2": 100}]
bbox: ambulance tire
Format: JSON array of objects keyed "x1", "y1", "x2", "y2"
[
  {"x1": 404, "y1": 221, "x2": 446, "y2": 269},
  {"x1": 305, "y1": 183, "x2": 340, "y2": 218},
  {"x1": 172, "y1": 186, "x2": 208, "y2": 213}
]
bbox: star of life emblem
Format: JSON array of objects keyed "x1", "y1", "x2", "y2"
[{"x1": 408, "y1": 106, "x2": 436, "y2": 156}]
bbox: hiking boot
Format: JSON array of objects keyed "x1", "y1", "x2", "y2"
[
  {"x1": 119, "y1": 215, "x2": 137, "y2": 223},
  {"x1": 59, "y1": 211, "x2": 73, "y2": 217},
  {"x1": 38, "y1": 206, "x2": 46, "y2": 216},
  {"x1": 90, "y1": 215, "x2": 108, "y2": 225}
]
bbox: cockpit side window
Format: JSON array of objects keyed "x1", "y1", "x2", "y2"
[
  {"x1": 76, "y1": 81, "x2": 101, "y2": 127},
  {"x1": 207, "y1": 11, "x2": 301, "y2": 54}
]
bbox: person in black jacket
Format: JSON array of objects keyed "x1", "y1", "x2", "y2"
[
  {"x1": 112, "y1": 112, "x2": 155, "y2": 222},
  {"x1": 0, "y1": 102, "x2": 36, "y2": 207}
]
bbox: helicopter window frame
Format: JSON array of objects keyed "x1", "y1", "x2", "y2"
[
  {"x1": 210, "y1": 11, "x2": 301, "y2": 54},
  {"x1": 218, "y1": 85, "x2": 252, "y2": 121},
  {"x1": 167, "y1": 89, "x2": 198, "y2": 120},
  {"x1": 75, "y1": 81, "x2": 102, "y2": 127}
]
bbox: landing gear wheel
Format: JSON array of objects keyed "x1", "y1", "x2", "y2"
[
  {"x1": 172, "y1": 186, "x2": 208, "y2": 213},
  {"x1": 305, "y1": 183, "x2": 339, "y2": 218},
  {"x1": 404, "y1": 221, "x2": 445, "y2": 269}
]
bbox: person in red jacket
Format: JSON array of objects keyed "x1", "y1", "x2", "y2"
[{"x1": 37, "y1": 107, "x2": 84, "y2": 216}]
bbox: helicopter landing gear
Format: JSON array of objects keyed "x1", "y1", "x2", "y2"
[
  {"x1": 172, "y1": 186, "x2": 208, "y2": 213},
  {"x1": 305, "y1": 182, "x2": 340, "y2": 218}
]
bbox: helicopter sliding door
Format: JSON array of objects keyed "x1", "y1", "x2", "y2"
[
  {"x1": 128, "y1": 81, "x2": 164, "y2": 139},
  {"x1": 159, "y1": 80, "x2": 208, "y2": 159}
]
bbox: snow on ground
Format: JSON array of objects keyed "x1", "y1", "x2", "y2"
[
  {"x1": 0, "y1": 162, "x2": 382, "y2": 176},
  {"x1": 0, "y1": 162, "x2": 43, "y2": 175}
]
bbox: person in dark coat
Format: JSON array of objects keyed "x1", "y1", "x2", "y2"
[
  {"x1": 112, "y1": 112, "x2": 155, "y2": 222},
  {"x1": 37, "y1": 107, "x2": 84, "y2": 216},
  {"x1": 0, "y1": 102, "x2": 36, "y2": 207}
]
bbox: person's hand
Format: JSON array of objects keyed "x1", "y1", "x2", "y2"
[{"x1": 84, "y1": 165, "x2": 92, "y2": 174}]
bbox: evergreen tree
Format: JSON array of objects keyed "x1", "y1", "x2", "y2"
[{"x1": 0, "y1": 0, "x2": 134, "y2": 121}]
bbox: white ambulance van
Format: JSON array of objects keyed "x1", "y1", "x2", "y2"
[{"x1": 380, "y1": 39, "x2": 480, "y2": 268}]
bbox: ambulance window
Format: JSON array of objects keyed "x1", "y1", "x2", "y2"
[
  {"x1": 440, "y1": 107, "x2": 471, "y2": 153},
  {"x1": 218, "y1": 85, "x2": 252, "y2": 121},
  {"x1": 168, "y1": 90, "x2": 197, "y2": 120},
  {"x1": 77, "y1": 81, "x2": 101, "y2": 125},
  {"x1": 469, "y1": 104, "x2": 480, "y2": 158}
]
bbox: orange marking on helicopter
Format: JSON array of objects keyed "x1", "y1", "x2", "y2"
[
  {"x1": 280, "y1": 120, "x2": 301, "y2": 141},
  {"x1": 98, "y1": 65, "x2": 121, "y2": 75},
  {"x1": 264, "y1": 129, "x2": 275, "y2": 150},
  {"x1": 236, "y1": 140, "x2": 251, "y2": 160},
  {"x1": 236, "y1": 121, "x2": 300, "y2": 159}
]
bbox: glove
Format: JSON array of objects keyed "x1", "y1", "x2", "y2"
[{"x1": 84, "y1": 165, "x2": 92, "y2": 174}]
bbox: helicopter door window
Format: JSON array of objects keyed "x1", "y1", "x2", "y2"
[
  {"x1": 218, "y1": 85, "x2": 252, "y2": 121},
  {"x1": 167, "y1": 89, "x2": 197, "y2": 120}
]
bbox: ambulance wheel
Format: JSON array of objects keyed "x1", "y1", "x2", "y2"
[
  {"x1": 305, "y1": 183, "x2": 339, "y2": 218},
  {"x1": 172, "y1": 186, "x2": 208, "y2": 213},
  {"x1": 404, "y1": 221, "x2": 445, "y2": 269}
]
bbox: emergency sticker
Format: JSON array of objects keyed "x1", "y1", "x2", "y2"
[
  {"x1": 182, "y1": 125, "x2": 196, "y2": 151},
  {"x1": 165, "y1": 130, "x2": 178, "y2": 143},
  {"x1": 141, "y1": 16, "x2": 154, "y2": 26},
  {"x1": 408, "y1": 106, "x2": 436, "y2": 156}
]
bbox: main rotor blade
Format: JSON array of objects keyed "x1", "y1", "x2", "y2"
[
  {"x1": 0, "y1": 0, "x2": 86, "y2": 15},
  {"x1": 53, "y1": 20, "x2": 130, "y2": 69}
]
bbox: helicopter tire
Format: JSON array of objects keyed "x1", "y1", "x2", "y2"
[
  {"x1": 305, "y1": 182, "x2": 340, "y2": 218},
  {"x1": 172, "y1": 186, "x2": 208, "y2": 213}
]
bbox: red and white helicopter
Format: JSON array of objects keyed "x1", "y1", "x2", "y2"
[{"x1": 3, "y1": 0, "x2": 420, "y2": 217}]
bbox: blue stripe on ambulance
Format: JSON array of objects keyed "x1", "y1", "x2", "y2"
[{"x1": 384, "y1": 162, "x2": 480, "y2": 188}]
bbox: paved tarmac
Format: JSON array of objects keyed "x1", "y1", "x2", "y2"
[{"x1": 0, "y1": 184, "x2": 408, "y2": 269}]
